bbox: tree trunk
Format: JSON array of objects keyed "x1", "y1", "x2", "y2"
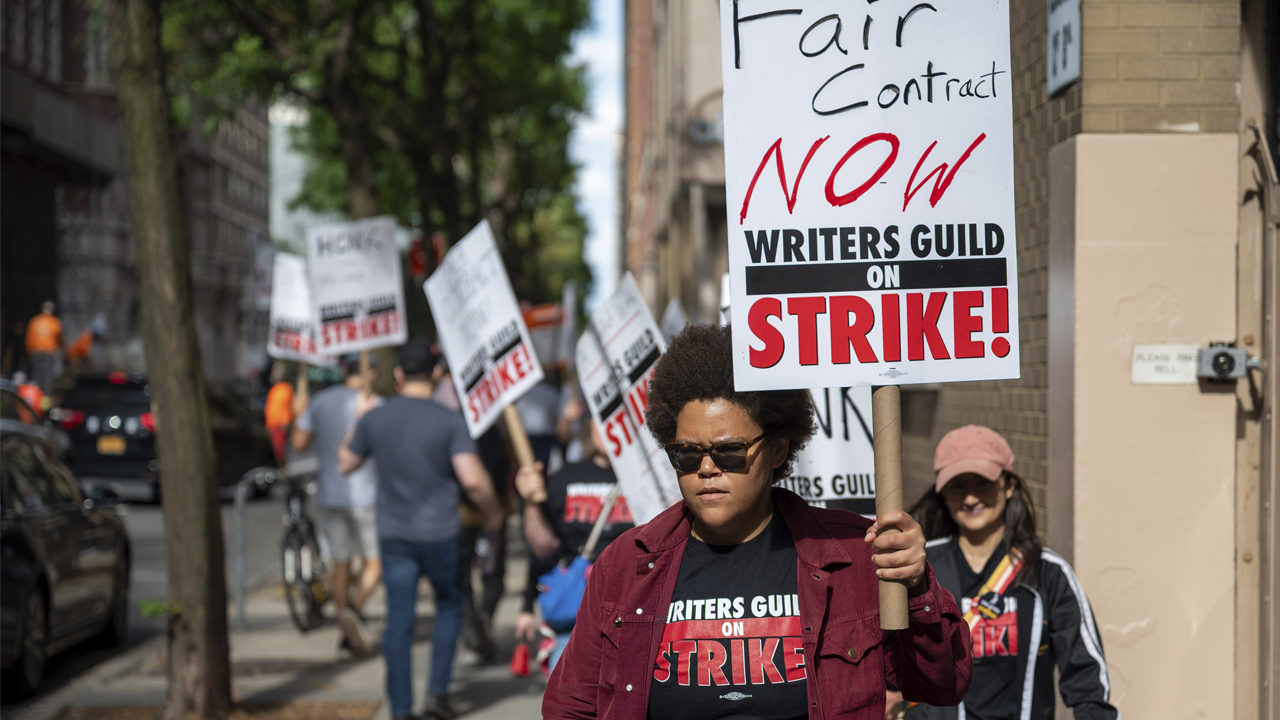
[{"x1": 107, "y1": 1, "x2": 232, "y2": 718}]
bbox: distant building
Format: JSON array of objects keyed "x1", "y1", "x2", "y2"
[
  {"x1": 624, "y1": 0, "x2": 1278, "y2": 714},
  {"x1": 0, "y1": 0, "x2": 270, "y2": 388}
]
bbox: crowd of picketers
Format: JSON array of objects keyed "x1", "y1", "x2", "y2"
[{"x1": 265, "y1": 325, "x2": 1120, "y2": 720}]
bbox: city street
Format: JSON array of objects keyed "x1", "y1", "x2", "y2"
[{"x1": 1, "y1": 493, "x2": 284, "y2": 710}]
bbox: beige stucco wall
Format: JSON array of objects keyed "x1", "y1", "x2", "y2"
[{"x1": 1053, "y1": 133, "x2": 1239, "y2": 715}]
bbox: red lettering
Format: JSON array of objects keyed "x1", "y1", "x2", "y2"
[
  {"x1": 782, "y1": 636, "x2": 806, "y2": 682},
  {"x1": 739, "y1": 136, "x2": 830, "y2": 224},
  {"x1": 615, "y1": 409, "x2": 634, "y2": 444},
  {"x1": 786, "y1": 297, "x2": 826, "y2": 366},
  {"x1": 604, "y1": 420, "x2": 623, "y2": 457},
  {"x1": 902, "y1": 134, "x2": 987, "y2": 211},
  {"x1": 825, "y1": 133, "x2": 900, "y2": 208},
  {"x1": 653, "y1": 643, "x2": 672, "y2": 682},
  {"x1": 674, "y1": 640, "x2": 697, "y2": 686},
  {"x1": 953, "y1": 290, "x2": 984, "y2": 358},
  {"x1": 830, "y1": 295, "x2": 878, "y2": 364},
  {"x1": 881, "y1": 294, "x2": 901, "y2": 362},
  {"x1": 748, "y1": 297, "x2": 785, "y2": 368},
  {"x1": 731, "y1": 638, "x2": 746, "y2": 685},
  {"x1": 906, "y1": 292, "x2": 951, "y2": 361},
  {"x1": 748, "y1": 638, "x2": 784, "y2": 684},
  {"x1": 992, "y1": 287, "x2": 1009, "y2": 333},
  {"x1": 697, "y1": 640, "x2": 731, "y2": 687}
]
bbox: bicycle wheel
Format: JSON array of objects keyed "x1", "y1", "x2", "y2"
[{"x1": 281, "y1": 527, "x2": 325, "y2": 632}]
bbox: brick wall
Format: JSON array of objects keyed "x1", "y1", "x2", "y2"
[{"x1": 908, "y1": 0, "x2": 1241, "y2": 526}]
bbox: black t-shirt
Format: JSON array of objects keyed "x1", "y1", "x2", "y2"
[
  {"x1": 523, "y1": 460, "x2": 635, "y2": 612},
  {"x1": 932, "y1": 540, "x2": 1034, "y2": 720},
  {"x1": 648, "y1": 512, "x2": 807, "y2": 720}
]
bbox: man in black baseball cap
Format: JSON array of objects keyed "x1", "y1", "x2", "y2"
[{"x1": 339, "y1": 336, "x2": 502, "y2": 720}]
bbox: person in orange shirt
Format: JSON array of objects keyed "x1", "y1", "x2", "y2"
[
  {"x1": 25, "y1": 301, "x2": 63, "y2": 394},
  {"x1": 265, "y1": 364, "x2": 296, "y2": 466},
  {"x1": 11, "y1": 371, "x2": 44, "y2": 416}
]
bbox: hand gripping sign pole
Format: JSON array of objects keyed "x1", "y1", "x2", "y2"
[
  {"x1": 424, "y1": 220, "x2": 549, "y2": 503},
  {"x1": 503, "y1": 404, "x2": 547, "y2": 503},
  {"x1": 717, "y1": 0, "x2": 1020, "y2": 630}
]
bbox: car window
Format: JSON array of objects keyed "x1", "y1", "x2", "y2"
[
  {"x1": 2, "y1": 438, "x2": 56, "y2": 511},
  {"x1": 63, "y1": 383, "x2": 151, "y2": 408},
  {"x1": 36, "y1": 443, "x2": 84, "y2": 505}
]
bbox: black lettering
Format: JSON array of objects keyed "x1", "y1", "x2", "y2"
[
  {"x1": 799, "y1": 14, "x2": 848, "y2": 57},
  {"x1": 819, "y1": 228, "x2": 838, "y2": 260},
  {"x1": 958, "y1": 224, "x2": 966, "y2": 256},
  {"x1": 921, "y1": 61, "x2": 946, "y2": 103},
  {"x1": 895, "y1": 3, "x2": 937, "y2": 47},
  {"x1": 745, "y1": 229, "x2": 780, "y2": 263},
  {"x1": 862, "y1": 15, "x2": 872, "y2": 51},
  {"x1": 733, "y1": 3, "x2": 803, "y2": 69},
  {"x1": 884, "y1": 226, "x2": 900, "y2": 259},
  {"x1": 859, "y1": 227, "x2": 882, "y2": 259},
  {"x1": 985, "y1": 223, "x2": 1005, "y2": 255},
  {"x1": 981, "y1": 62, "x2": 1006, "y2": 98},
  {"x1": 840, "y1": 227, "x2": 858, "y2": 260},
  {"x1": 911, "y1": 224, "x2": 932, "y2": 257},
  {"x1": 936, "y1": 224, "x2": 955, "y2": 257},
  {"x1": 903, "y1": 78, "x2": 922, "y2": 104},
  {"x1": 784, "y1": 229, "x2": 806, "y2": 262},
  {"x1": 808, "y1": 228, "x2": 819, "y2": 262},
  {"x1": 968, "y1": 223, "x2": 982, "y2": 256},
  {"x1": 946, "y1": 77, "x2": 961, "y2": 100},
  {"x1": 812, "y1": 64, "x2": 868, "y2": 116},
  {"x1": 959, "y1": 79, "x2": 974, "y2": 97},
  {"x1": 974, "y1": 78, "x2": 989, "y2": 98},
  {"x1": 878, "y1": 84, "x2": 900, "y2": 108}
]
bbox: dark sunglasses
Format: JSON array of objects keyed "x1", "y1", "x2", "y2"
[{"x1": 664, "y1": 433, "x2": 767, "y2": 473}]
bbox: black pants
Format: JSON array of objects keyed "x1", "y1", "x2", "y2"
[{"x1": 459, "y1": 524, "x2": 507, "y2": 657}]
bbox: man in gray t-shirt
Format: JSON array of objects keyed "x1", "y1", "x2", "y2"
[
  {"x1": 292, "y1": 357, "x2": 382, "y2": 656},
  {"x1": 339, "y1": 339, "x2": 503, "y2": 720}
]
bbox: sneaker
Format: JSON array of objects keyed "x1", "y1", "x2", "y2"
[
  {"x1": 338, "y1": 608, "x2": 377, "y2": 657},
  {"x1": 337, "y1": 636, "x2": 353, "y2": 661},
  {"x1": 424, "y1": 694, "x2": 457, "y2": 720}
]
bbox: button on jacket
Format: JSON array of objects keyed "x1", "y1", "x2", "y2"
[{"x1": 543, "y1": 489, "x2": 973, "y2": 719}]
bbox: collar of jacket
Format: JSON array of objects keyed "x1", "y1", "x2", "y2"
[{"x1": 632, "y1": 487, "x2": 855, "y2": 570}]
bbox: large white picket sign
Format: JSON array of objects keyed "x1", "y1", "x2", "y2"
[
  {"x1": 267, "y1": 253, "x2": 335, "y2": 366},
  {"x1": 721, "y1": 0, "x2": 1019, "y2": 390},
  {"x1": 783, "y1": 387, "x2": 876, "y2": 514},
  {"x1": 307, "y1": 216, "x2": 407, "y2": 355},
  {"x1": 576, "y1": 273, "x2": 679, "y2": 524},
  {"x1": 425, "y1": 221, "x2": 545, "y2": 438}
]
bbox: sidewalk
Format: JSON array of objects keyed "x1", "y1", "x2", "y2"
[{"x1": 17, "y1": 548, "x2": 547, "y2": 720}]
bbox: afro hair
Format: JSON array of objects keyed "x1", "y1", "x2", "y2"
[{"x1": 646, "y1": 323, "x2": 815, "y2": 483}]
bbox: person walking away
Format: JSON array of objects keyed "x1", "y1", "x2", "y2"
[
  {"x1": 513, "y1": 419, "x2": 634, "y2": 671},
  {"x1": 515, "y1": 374, "x2": 561, "y2": 468},
  {"x1": 339, "y1": 338, "x2": 505, "y2": 720},
  {"x1": 292, "y1": 354, "x2": 383, "y2": 657},
  {"x1": 265, "y1": 364, "x2": 295, "y2": 466},
  {"x1": 25, "y1": 301, "x2": 62, "y2": 394},
  {"x1": 900, "y1": 425, "x2": 1120, "y2": 720},
  {"x1": 432, "y1": 354, "x2": 511, "y2": 663},
  {"x1": 12, "y1": 371, "x2": 44, "y2": 416}
]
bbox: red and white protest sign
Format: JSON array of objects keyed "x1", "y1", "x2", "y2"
[
  {"x1": 425, "y1": 221, "x2": 545, "y2": 438},
  {"x1": 720, "y1": 0, "x2": 1018, "y2": 389},
  {"x1": 266, "y1": 253, "x2": 335, "y2": 366},
  {"x1": 576, "y1": 273, "x2": 679, "y2": 524},
  {"x1": 306, "y1": 216, "x2": 407, "y2": 355}
]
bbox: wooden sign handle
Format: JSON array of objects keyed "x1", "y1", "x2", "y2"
[
  {"x1": 297, "y1": 362, "x2": 310, "y2": 397},
  {"x1": 872, "y1": 385, "x2": 909, "y2": 630},
  {"x1": 359, "y1": 350, "x2": 372, "y2": 396},
  {"x1": 503, "y1": 404, "x2": 547, "y2": 503}
]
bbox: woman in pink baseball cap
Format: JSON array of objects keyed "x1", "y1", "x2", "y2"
[{"x1": 890, "y1": 425, "x2": 1120, "y2": 720}]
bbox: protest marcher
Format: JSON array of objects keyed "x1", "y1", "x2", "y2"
[
  {"x1": 25, "y1": 301, "x2": 63, "y2": 393},
  {"x1": 291, "y1": 354, "x2": 382, "y2": 657},
  {"x1": 265, "y1": 364, "x2": 295, "y2": 465},
  {"x1": 513, "y1": 420, "x2": 635, "y2": 672},
  {"x1": 431, "y1": 354, "x2": 511, "y2": 663},
  {"x1": 12, "y1": 371, "x2": 44, "y2": 415},
  {"x1": 556, "y1": 385, "x2": 587, "y2": 463},
  {"x1": 338, "y1": 338, "x2": 505, "y2": 720},
  {"x1": 896, "y1": 426, "x2": 1120, "y2": 720},
  {"x1": 543, "y1": 324, "x2": 971, "y2": 720}
]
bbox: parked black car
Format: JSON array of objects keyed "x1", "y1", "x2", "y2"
[
  {"x1": 50, "y1": 373, "x2": 276, "y2": 502},
  {"x1": 0, "y1": 429, "x2": 131, "y2": 697}
]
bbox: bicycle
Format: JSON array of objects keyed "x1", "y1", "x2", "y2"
[{"x1": 280, "y1": 468, "x2": 329, "y2": 632}]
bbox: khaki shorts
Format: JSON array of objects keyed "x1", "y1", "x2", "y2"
[{"x1": 318, "y1": 506, "x2": 379, "y2": 563}]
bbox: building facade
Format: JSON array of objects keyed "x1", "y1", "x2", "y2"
[
  {"x1": 623, "y1": 0, "x2": 1278, "y2": 715},
  {"x1": 1, "y1": 0, "x2": 270, "y2": 389}
]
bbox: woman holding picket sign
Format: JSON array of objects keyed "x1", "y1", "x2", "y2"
[
  {"x1": 542, "y1": 324, "x2": 971, "y2": 720},
  {"x1": 893, "y1": 426, "x2": 1120, "y2": 720}
]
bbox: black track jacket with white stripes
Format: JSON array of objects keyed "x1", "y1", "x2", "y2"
[{"x1": 910, "y1": 537, "x2": 1121, "y2": 720}]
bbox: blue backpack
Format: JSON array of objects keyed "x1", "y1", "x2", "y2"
[{"x1": 536, "y1": 486, "x2": 621, "y2": 633}]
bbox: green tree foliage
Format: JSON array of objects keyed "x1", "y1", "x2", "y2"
[{"x1": 164, "y1": 0, "x2": 594, "y2": 306}]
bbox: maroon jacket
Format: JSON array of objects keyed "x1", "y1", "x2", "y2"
[{"x1": 543, "y1": 488, "x2": 971, "y2": 719}]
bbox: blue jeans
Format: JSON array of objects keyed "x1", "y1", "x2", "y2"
[
  {"x1": 549, "y1": 630, "x2": 572, "y2": 673},
  {"x1": 381, "y1": 538, "x2": 465, "y2": 717}
]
